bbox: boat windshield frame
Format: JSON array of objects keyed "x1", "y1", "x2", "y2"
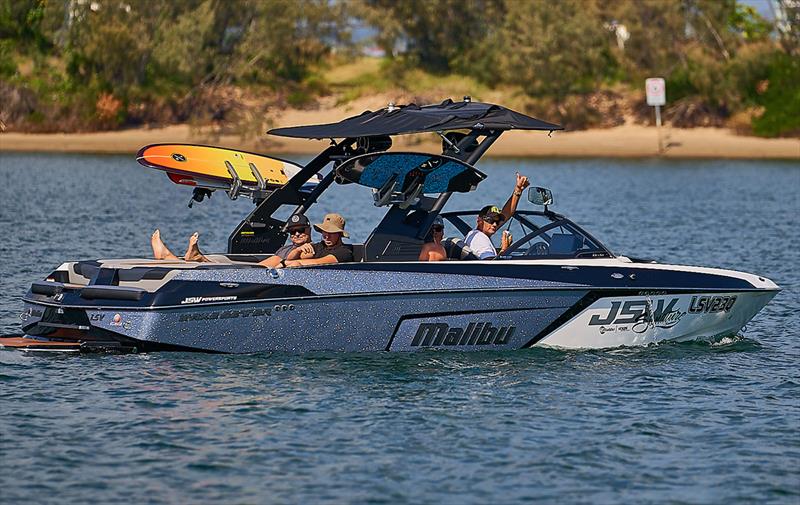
[{"x1": 440, "y1": 209, "x2": 614, "y2": 260}]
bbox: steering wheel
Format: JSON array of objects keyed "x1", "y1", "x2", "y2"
[{"x1": 526, "y1": 241, "x2": 549, "y2": 256}]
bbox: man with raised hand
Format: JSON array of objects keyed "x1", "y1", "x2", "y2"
[{"x1": 464, "y1": 173, "x2": 529, "y2": 259}]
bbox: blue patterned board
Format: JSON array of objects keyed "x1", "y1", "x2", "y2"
[{"x1": 336, "y1": 152, "x2": 485, "y2": 194}]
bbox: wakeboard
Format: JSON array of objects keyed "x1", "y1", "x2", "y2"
[
  {"x1": 335, "y1": 152, "x2": 485, "y2": 194},
  {"x1": 136, "y1": 144, "x2": 303, "y2": 189}
]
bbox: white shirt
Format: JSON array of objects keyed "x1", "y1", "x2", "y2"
[{"x1": 464, "y1": 229, "x2": 496, "y2": 259}]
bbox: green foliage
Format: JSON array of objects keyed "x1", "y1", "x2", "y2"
[
  {"x1": 496, "y1": 0, "x2": 612, "y2": 99},
  {"x1": 0, "y1": 0, "x2": 349, "y2": 131},
  {"x1": 0, "y1": 0, "x2": 50, "y2": 51},
  {"x1": 751, "y1": 52, "x2": 800, "y2": 137},
  {"x1": 230, "y1": 0, "x2": 345, "y2": 85},
  {"x1": 776, "y1": 0, "x2": 800, "y2": 55},
  {"x1": 65, "y1": 3, "x2": 155, "y2": 94},
  {"x1": 605, "y1": 0, "x2": 689, "y2": 78},
  {"x1": 150, "y1": 0, "x2": 216, "y2": 86},
  {"x1": 356, "y1": 0, "x2": 504, "y2": 74},
  {"x1": 729, "y1": 4, "x2": 773, "y2": 41},
  {"x1": 0, "y1": 39, "x2": 16, "y2": 76},
  {"x1": 1, "y1": 0, "x2": 797, "y2": 137}
]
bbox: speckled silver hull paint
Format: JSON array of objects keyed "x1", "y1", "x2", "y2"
[
  {"x1": 21, "y1": 265, "x2": 590, "y2": 352},
  {"x1": 36, "y1": 290, "x2": 586, "y2": 353},
  {"x1": 172, "y1": 266, "x2": 580, "y2": 295},
  {"x1": 89, "y1": 290, "x2": 583, "y2": 353}
]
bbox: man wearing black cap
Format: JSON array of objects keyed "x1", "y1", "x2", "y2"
[
  {"x1": 464, "y1": 173, "x2": 529, "y2": 259},
  {"x1": 258, "y1": 214, "x2": 313, "y2": 267},
  {"x1": 151, "y1": 214, "x2": 315, "y2": 265},
  {"x1": 281, "y1": 213, "x2": 354, "y2": 267}
]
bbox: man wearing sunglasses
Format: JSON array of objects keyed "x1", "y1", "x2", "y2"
[
  {"x1": 419, "y1": 215, "x2": 447, "y2": 261},
  {"x1": 151, "y1": 214, "x2": 314, "y2": 266},
  {"x1": 464, "y1": 173, "x2": 529, "y2": 259},
  {"x1": 280, "y1": 213, "x2": 354, "y2": 267},
  {"x1": 258, "y1": 214, "x2": 314, "y2": 267}
]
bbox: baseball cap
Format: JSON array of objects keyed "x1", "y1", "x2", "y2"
[
  {"x1": 286, "y1": 214, "x2": 310, "y2": 229},
  {"x1": 478, "y1": 205, "x2": 505, "y2": 222}
]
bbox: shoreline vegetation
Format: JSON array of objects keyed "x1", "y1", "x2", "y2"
[
  {"x1": 1, "y1": 1, "x2": 798, "y2": 159},
  {"x1": 1, "y1": 111, "x2": 798, "y2": 159}
]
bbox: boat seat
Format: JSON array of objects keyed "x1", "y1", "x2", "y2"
[
  {"x1": 203, "y1": 254, "x2": 241, "y2": 264},
  {"x1": 205, "y1": 254, "x2": 272, "y2": 264},
  {"x1": 443, "y1": 237, "x2": 479, "y2": 260},
  {"x1": 351, "y1": 244, "x2": 365, "y2": 262},
  {"x1": 549, "y1": 233, "x2": 583, "y2": 255}
]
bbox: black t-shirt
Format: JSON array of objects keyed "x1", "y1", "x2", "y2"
[
  {"x1": 274, "y1": 243, "x2": 297, "y2": 260},
  {"x1": 312, "y1": 241, "x2": 353, "y2": 263}
]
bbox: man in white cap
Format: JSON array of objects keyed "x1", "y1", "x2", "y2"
[
  {"x1": 464, "y1": 173, "x2": 529, "y2": 259},
  {"x1": 281, "y1": 213, "x2": 354, "y2": 267}
]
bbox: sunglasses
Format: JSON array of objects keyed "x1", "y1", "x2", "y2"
[
  {"x1": 432, "y1": 225, "x2": 444, "y2": 232},
  {"x1": 481, "y1": 216, "x2": 502, "y2": 225},
  {"x1": 288, "y1": 228, "x2": 309, "y2": 235}
]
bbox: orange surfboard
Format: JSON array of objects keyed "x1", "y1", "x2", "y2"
[{"x1": 136, "y1": 144, "x2": 303, "y2": 189}]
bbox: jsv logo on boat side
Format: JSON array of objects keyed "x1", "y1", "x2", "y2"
[
  {"x1": 589, "y1": 298, "x2": 684, "y2": 334},
  {"x1": 587, "y1": 295, "x2": 737, "y2": 334},
  {"x1": 411, "y1": 322, "x2": 515, "y2": 347}
]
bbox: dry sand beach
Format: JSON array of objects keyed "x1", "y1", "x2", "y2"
[
  {"x1": 1, "y1": 124, "x2": 797, "y2": 159},
  {"x1": 1, "y1": 98, "x2": 797, "y2": 159}
]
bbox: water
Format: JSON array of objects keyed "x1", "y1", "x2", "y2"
[{"x1": 1, "y1": 153, "x2": 798, "y2": 504}]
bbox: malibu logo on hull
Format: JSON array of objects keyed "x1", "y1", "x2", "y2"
[{"x1": 411, "y1": 322, "x2": 516, "y2": 347}]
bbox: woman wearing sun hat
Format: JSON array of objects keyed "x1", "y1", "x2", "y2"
[{"x1": 281, "y1": 213, "x2": 354, "y2": 266}]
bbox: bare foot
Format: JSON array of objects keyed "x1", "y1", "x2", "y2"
[
  {"x1": 151, "y1": 229, "x2": 179, "y2": 260},
  {"x1": 183, "y1": 232, "x2": 209, "y2": 262}
]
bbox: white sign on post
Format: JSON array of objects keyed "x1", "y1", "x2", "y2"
[
  {"x1": 646, "y1": 77, "x2": 666, "y2": 153},
  {"x1": 646, "y1": 78, "x2": 666, "y2": 106}
]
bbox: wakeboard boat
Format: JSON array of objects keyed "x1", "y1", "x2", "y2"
[{"x1": 1, "y1": 99, "x2": 779, "y2": 353}]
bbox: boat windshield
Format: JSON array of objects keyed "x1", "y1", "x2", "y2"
[{"x1": 440, "y1": 210, "x2": 612, "y2": 259}]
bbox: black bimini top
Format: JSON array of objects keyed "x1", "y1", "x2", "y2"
[{"x1": 268, "y1": 98, "x2": 563, "y2": 139}]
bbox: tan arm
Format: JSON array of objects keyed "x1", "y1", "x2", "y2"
[
  {"x1": 500, "y1": 173, "x2": 529, "y2": 221},
  {"x1": 259, "y1": 255, "x2": 282, "y2": 268},
  {"x1": 286, "y1": 243, "x2": 314, "y2": 261},
  {"x1": 285, "y1": 254, "x2": 338, "y2": 267}
]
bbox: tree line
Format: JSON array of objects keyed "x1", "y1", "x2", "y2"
[{"x1": 1, "y1": 0, "x2": 797, "y2": 136}]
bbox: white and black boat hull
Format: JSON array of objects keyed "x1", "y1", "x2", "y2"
[{"x1": 7, "y1": 259, "x2": 779, "y2": 353}]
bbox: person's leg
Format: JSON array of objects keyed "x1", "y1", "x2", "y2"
[
  {"x1": 183, "y1": 232, "x2": 210, "y2": 262},
  {"x1": 151, "y1": 229, "x2": 180, "y2": 260}
]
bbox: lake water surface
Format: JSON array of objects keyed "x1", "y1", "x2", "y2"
[{"x1": 0, "y1": 153, "x2": 798, "y2": 504}]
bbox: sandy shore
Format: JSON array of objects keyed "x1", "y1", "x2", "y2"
[{"x1": 1, "y1": 123, "x2": 797, "y2": 159}]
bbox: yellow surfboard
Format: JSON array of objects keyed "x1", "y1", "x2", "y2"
[{"x1": 136, "y1": 144, "x2": 303, "y2": 188}]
